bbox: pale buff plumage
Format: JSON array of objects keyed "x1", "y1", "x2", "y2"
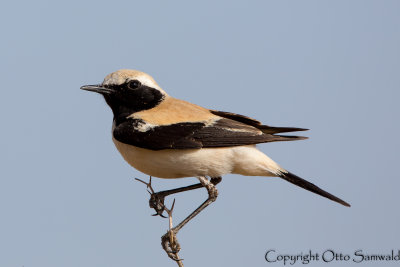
[
  {"x1": 113, "y1": 136, "x2": 283, "y2": 178},
  {"x1": 129, "y1": 97, "x2": 220, "y2": 126}
]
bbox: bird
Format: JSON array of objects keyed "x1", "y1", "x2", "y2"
[{"x1": 81, "y1": 69, "x2": 350, "y2": 209}]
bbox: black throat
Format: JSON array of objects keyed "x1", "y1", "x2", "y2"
[{"x1": 103, "y1": 84, "x2": 164, "y2": 125}]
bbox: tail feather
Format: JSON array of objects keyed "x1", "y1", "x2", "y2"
[
  {"x1": 279, "y1": 171, "x2": 350, "y2": 207},
  {"x1": 209, "y1": 110, "x2": 309, "y2": 135},
  {"x1": 270, "y1": 135, "x2": 309, "y2": 142},
  {"x1": 260, "y1": 126, "x2": 309, "y2": 134}
]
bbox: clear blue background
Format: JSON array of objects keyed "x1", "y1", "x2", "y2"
[{"x1": 1, "y1": 1, "x2": 399, "y2": 266}]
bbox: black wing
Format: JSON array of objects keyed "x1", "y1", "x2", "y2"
[
  {"x1": 113, "y1": 118, "x2": 307, "y2": 151},
  {"x1": 210, "y1": 110, "x2": 308, "y2": 134}
]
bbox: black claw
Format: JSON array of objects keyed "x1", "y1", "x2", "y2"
[
  {"x1": 148, "y1": 192, "x2": 168, "y2": 218},
  {"x1": 151, "y1": 209, "x2": 167, "y2": 218},
  {"x1": 135, "y1": 177, "x2": 170, "y2": 217},
  {"x1": 152, "y1": 213, "x2": 167, "y2": 218}
]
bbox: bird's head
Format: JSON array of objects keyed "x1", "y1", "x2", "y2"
[{"x1": 81, "y1": 69, "x2": 167, "y2": 117}]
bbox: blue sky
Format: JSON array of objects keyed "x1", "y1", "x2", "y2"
[{"x1": 1, "y1": 1, "x2": 399, "y2": 266}]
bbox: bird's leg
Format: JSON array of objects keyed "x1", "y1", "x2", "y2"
[
  {"x1": 162, "y1": 176, "x2": 221, "y2": 251},
  {"x1": 136, "y1": 176, "x2": 222, "y2": 217}
]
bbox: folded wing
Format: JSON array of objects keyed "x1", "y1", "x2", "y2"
[
  {"x1": 113, "y1": 116, "x2": 307, "y2": 151},
  {"x1": 210, "y1": 110, "x2": 309, "y2": 134}
]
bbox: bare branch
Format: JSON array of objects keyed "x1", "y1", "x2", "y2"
[
  {"x1": 136, "y1": 176, "x2": 221, "y2": 267},
  {"x1": 162, "y1": 199, "x2": 184, "y2": 266}
]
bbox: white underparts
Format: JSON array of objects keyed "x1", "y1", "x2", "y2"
[{"x1": 112, "y1": 137, "x2": 286, "y2": 179}]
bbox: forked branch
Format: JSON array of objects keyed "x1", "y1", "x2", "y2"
[{"x1": 136, "y1": 176, "x2": 221, "y2": 267}]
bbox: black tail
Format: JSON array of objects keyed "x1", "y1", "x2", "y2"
[
  {"x1": 260, "y1": 126, "x2": 309, "y2": 134},
  {"x1": 279, "y1": 171, "x2": 350, "y2": 207},
  {"x1": 272, "y1": 134, "x2": 309, "y2": 141}
]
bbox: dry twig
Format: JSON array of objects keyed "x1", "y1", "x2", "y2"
[{"x1": 162, "y1": 199, "x2": 184, "y2": 266}]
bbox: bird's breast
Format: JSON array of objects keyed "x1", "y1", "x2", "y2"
[{"x1": 112, "y1": 137, "x2": 237, "y2": 178}]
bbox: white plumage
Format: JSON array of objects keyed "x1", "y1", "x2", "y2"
[{"x1": 113, "y1": 136, "x2": 284, "y2": 179}]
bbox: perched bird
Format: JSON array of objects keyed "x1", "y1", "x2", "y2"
[{"x1": 81, "y1": 69, "x2": 350, "y2": 207}]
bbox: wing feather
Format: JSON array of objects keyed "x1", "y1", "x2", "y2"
[
  {"x1": 210, "y1": 110, "x2": 308, "y2": 134},
  {"x1": 113, "y1": 117, "x2": 307, "y2": 151}
]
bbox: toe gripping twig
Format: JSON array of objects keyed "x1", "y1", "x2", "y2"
[{"x1": 135, "y1": 177, "x2": 168, "y2": 218}]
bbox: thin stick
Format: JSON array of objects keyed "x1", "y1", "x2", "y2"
[{"x1": 163, "y1": 199, "x2": 184, "y2": 266}]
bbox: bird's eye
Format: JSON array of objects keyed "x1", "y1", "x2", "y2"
[{"x1": 127, "y1": 80, "x2": 141, "y2": 90}]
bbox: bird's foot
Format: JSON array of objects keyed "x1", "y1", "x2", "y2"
[
  {"x1": 135, "y1": 177, "x2": 168, "y2": 218},
  {"x1": 161, "y1": 229, "x2": 181, "y2": 261},
  {"x1": 149, "y1": 192, "x2": 167, "y2": 218}
]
